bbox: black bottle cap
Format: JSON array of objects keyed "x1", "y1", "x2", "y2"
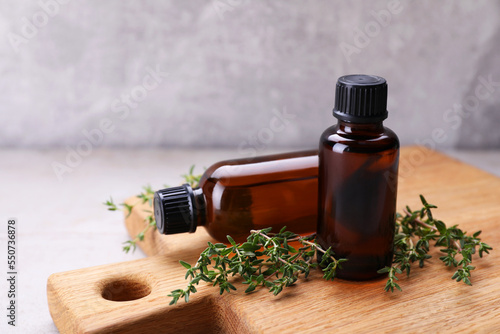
[
  {"x1": 333, "y1": 74, "x2": 388, "y2": 123},
  {"x1": 154, "y1": 184, "x2": 197, "y2": 235}
]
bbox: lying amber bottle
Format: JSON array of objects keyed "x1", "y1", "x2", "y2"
[{"x1": 154, "y1": 151, "x2": 318, "y2": 242}]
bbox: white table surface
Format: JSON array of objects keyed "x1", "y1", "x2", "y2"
[{"x1": 0, "y1": 148, "x2": 499, "y2": 334}]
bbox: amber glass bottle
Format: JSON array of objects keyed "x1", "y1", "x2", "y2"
[
  {"x1": 154, "y1": 151, "x2": 318, "y2": 243},
  {"x1": 317, "y1": 74, "x2": 399, "y2": 280}
]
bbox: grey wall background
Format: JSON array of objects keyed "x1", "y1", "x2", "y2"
[{"x1": 1, "y1": 0, "x2": 499, "y2": 151}]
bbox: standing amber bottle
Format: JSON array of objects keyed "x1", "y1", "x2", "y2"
[
  {"x1": 317, "y1": 75, "x2": 399, "y2": 280},
  {"x1": 154, "y1": 150, "x2": 318, "y2": 243}
]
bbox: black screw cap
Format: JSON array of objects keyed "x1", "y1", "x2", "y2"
[
  {"x1": 154, "y1": 184, "x2": 197, "y2": 235},
  {"x1": 333, "y1": 74, "x2": 388, "y2": 123}
]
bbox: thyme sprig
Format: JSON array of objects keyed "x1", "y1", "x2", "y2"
[
  {"x1": 104, "y1": 165, "x2": 202, "y2": 253},
  {"x1": 182, "y1": 165, "x2": 202, "y2": 188},
  {"x1": 168, "y1": 227, "x2": 347, "y2": 305},
  {"x1": 378, "y1": 195, "x2": 492, "y2": 292}
]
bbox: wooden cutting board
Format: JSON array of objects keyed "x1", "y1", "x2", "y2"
[{"x1": 47, "y1": 147, "x2": 500, "y2": 333}]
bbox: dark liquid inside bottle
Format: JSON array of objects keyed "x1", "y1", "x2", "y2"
[
  {"x1": 317, "y1": 122, "x2": 399, "y2": 280},
  {"x1": 199, "y1": 151, "x2": 318, "y2": 242}
]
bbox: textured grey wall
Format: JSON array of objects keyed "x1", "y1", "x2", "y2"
[{"x1": 1, "y1": 0, "x2": 499, "y2": 150}]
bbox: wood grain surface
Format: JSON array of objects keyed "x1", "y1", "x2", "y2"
[{"x1": 47, "y1": 147, "x2": 500, "y2": 333}]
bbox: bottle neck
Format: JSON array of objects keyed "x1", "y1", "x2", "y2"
[
  {"x1": 337, "y1": 120, "x2": 384, "y2": 134},
  {"x1": 192, "y1": 188, "x2": 207, "y2": 227}
]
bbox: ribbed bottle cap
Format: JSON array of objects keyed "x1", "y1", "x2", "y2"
[
  {"x1": 154, "y1": 184, "x2": 197, "y2": 235},
  {"x1": 333, "y1": 74, "x2": 388, "y2": 123}
]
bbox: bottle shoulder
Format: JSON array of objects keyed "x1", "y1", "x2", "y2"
[{"x1": 320, "y1": 124, "x2": 399, "y2": 152}]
